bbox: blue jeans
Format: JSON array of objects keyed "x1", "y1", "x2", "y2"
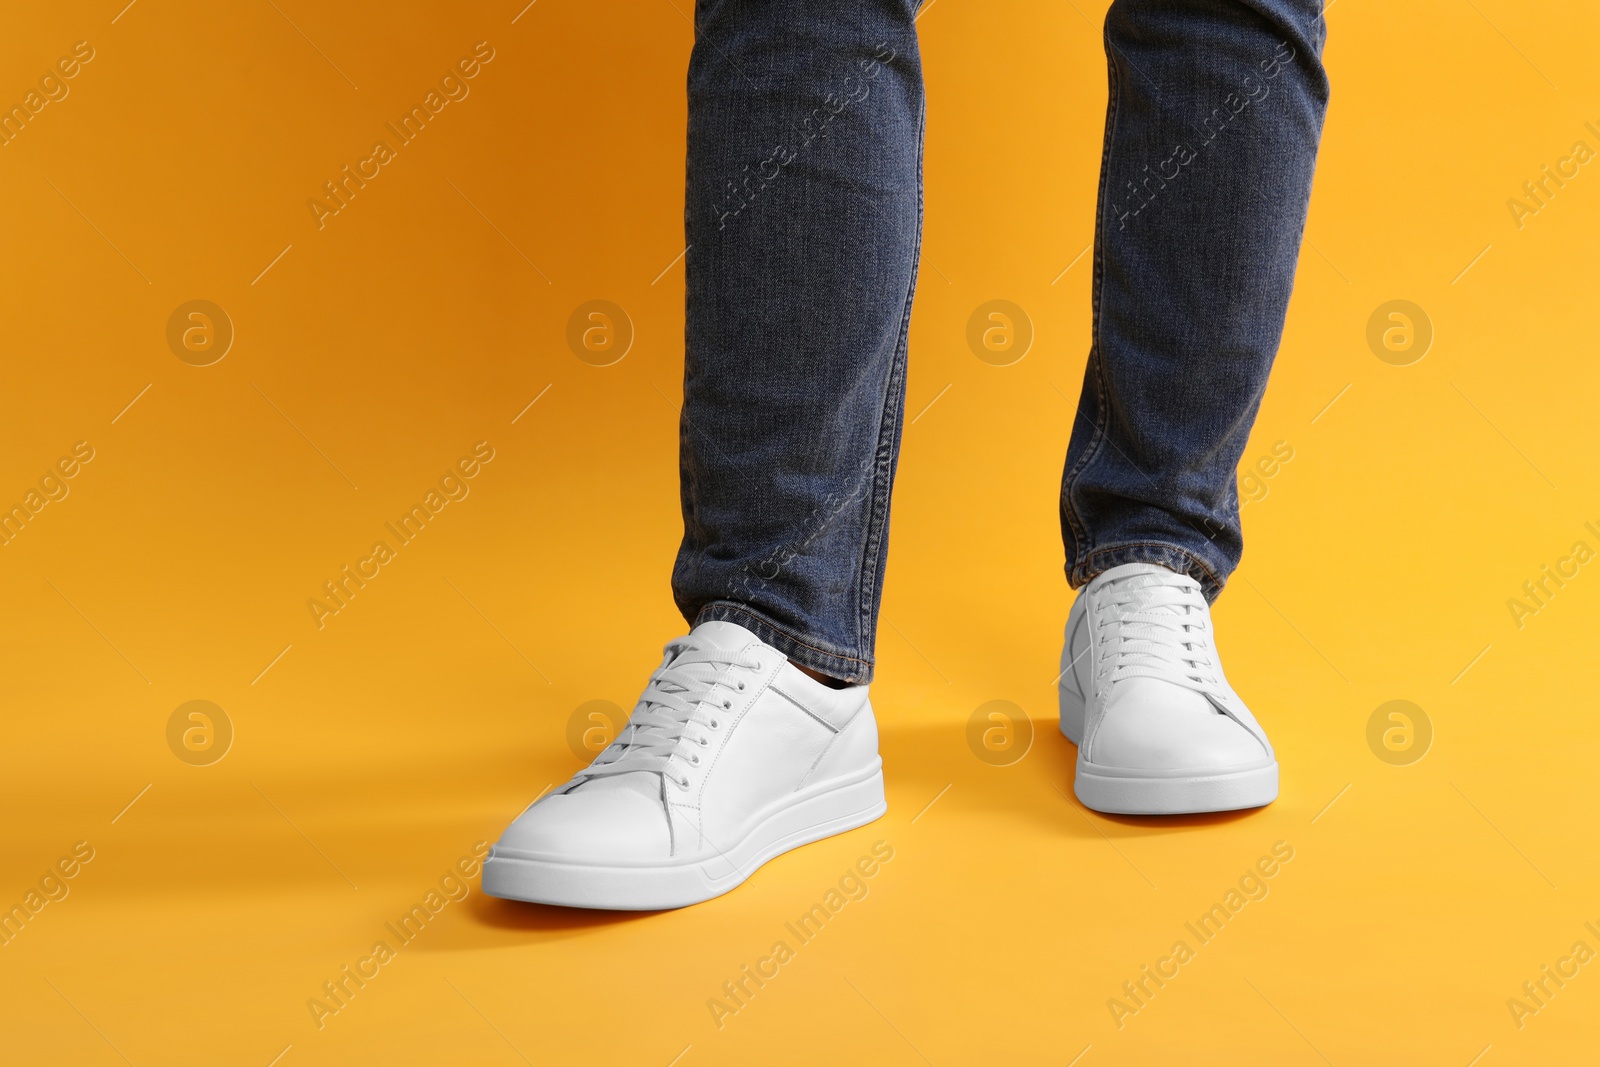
[{"x1": 673, "y1": 0, "x2": 1329, "y2": 684}]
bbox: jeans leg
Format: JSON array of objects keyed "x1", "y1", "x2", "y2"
[
  {"x1": 672, "y1": 0, "x2": 924, "y2": 684},
  {"x1": 1062, "y1": 0, "x2": 1330, "y2": 600}
]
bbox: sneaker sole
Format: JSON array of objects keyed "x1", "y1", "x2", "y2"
[
  {"x1": 1060, "y1": 686, "x2": 1278, "y2": 815},
  {"x1": 481, "y1": 764, "x2": 887, "y2": 910}
]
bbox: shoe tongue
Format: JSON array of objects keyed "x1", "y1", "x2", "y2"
[
  {"x1": 573, "y1": 624, "x2": 771, "y2": 799},
  {"x1": 582, "y1": 623, "x2": 767, "y2": 784},
  {"x1": 659, "y1": 621, "x2": 769, "y2": 689},
  {"x1": 684, "y1": 620, "x2": 766, "y2": 657},
  {"x1": 1102, "y1": 563, "x2": 1192, "y2": 615}
]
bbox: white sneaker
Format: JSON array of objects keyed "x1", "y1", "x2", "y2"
[
  {"x1": 483, "y1": 621, "x2": 886, "y2": 909},
  {"x1": 1058, "y1": 562, "x2": 1277, "y2": 814}
]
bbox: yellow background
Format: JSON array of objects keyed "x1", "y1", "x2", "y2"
[{"x1": 3, "y1": 0, "x2": 1599, "y2": 1063}]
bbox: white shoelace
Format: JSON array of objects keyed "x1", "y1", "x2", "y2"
[
  {"x1": 1097, "y1": 570, "x2": 1221, "y2": 691},
  {"x1": 578, "y1": 637, "x2": 764, "y2": 790}
]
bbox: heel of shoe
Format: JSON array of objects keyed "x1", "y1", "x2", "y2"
[{"x1": 805, "y1": 698, "x2": 881, "y2": 787}]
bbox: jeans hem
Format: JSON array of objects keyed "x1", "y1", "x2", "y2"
[
  {"x1": 693, "y1": 601, "x2": 875, "y2": 685},
  {"x1": 1067, "y1": 542, "x2": 1229, "y2": 602}
]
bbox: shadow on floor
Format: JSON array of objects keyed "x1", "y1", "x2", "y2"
[{"x1": 426, "y1": 716, "x2": 1273, "y2": 946}]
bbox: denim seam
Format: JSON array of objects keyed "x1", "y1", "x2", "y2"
[
  {"x1": 694, "y1": 600, "x2": 874, "y2": 671},
  {"x1": 1062, "y1": 17, "x2": 1122, "y2": 572},
  {"x1": 853, "y1": 90, "x2": 925, "y2": 661}
]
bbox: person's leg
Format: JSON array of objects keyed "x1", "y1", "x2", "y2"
[
  {"x1": 484, "y1": 0, "x2": 922, "y2": 909},
  {"x1": 1057, "y1": 0, "x2": 1329, "y2": 815},
  {"x1": 1062, "y1": 0, "x2": 1329, "y2": 595},
  {"x1": 672, "y1": 0, "x2": 925, "y2": 686}
]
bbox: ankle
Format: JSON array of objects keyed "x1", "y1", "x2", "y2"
[{"x1": 790, "y1": 659, "x2": 851, "y2": 689}]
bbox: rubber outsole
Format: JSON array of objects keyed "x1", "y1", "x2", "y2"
[
  {"x1": 481, "y1": 766, "x2": 887, "y2": 910},
  {"x1": 1071, "y1": 759, "x2": 1278, "y2": 815},
  {"x1": 1059, "y1": 685, "x2": 1278, "y2": 815}
]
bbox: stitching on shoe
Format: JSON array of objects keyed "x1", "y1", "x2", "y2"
[
  {"x1": 768, "y1": 681, "x2": 850, "y2": 732},
  {"x1": 1202, "y1": 692, "x2": 1272, "y2": 757}
]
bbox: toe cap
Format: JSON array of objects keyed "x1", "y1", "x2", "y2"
[
  {"x1": 1088, "y1": 679, "x2": 1268, "y2": 771},
  {"x1": 493, "y1": 779, "x2": 672, "y2": 862}
]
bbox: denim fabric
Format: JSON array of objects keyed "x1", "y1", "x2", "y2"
[
  {"x1": 1063, "y1": 0, "x2": 1330, "y2": 602},
  {"x1": 673, "y1": 0, "x2": 1328, "y2": 684}
]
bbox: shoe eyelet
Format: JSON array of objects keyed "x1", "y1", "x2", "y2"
[
  {"x1": 697, "y1": 736, "x2": 708, "y2": 747},
  {"x1": 722, "y1": 700, "x2": 732, "y2": 709},
  {"x1": 737, "y1": 681, "x2": 746, "y2": 690},
  {"x1": 690, "y1": 754, "x2": 701, "y2": 765},
  {"x1": 709, "y1": 719, "x2": 720, "y2": 729}
]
